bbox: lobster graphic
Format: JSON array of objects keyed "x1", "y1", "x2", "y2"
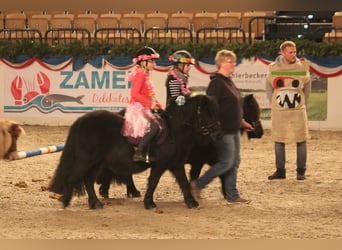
[{"x1": 11, "y1": 72, "x2": 50, "y2": 105}]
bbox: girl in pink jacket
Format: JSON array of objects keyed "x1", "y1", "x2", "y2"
[{"x1": 122, "y1": 46, "x2": 162, "y2": 162}]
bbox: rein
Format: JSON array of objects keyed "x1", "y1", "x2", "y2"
[{"x1": 180, "y1": 107, "x2": 216, "y2": 137}]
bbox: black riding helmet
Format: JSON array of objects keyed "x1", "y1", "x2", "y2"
[{"x1": 133, "y1": 46, "x2": 160, "y2": 64}]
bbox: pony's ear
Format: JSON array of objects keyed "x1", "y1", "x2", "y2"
[{"x1": 245, "y1": 94, "x2": 253, "y2": 100}]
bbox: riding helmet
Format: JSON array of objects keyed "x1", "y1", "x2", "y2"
[
  {"x1": 169, "y1": 50, "x2": 195, "y2": 65},
  {"x1": 133, "y1": 46, "x2": 160, "y2": 64}
]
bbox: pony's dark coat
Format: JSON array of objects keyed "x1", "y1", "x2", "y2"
[
  {"x1": 187, "y1": 94, "x2": 263, "y2": 195},
  {"x1": 49, "y1": 95, "x2": 221, "y2": 209},
  {"x1": 99, "y1": 94, "x2": 263, "y2": 199}
]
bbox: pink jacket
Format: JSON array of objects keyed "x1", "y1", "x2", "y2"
[{"x1": 129, "y1": 68, "x2": 162, "y2": 109}]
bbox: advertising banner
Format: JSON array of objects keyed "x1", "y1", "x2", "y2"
[{"x1": 1, "y1": 57, "x2": 329, "y2": 121}]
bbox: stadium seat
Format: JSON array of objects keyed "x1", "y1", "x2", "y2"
[
  {"x1": 323, "y1": 12, "x2": 342, "y2": 42},
  {"x1": 4, "y1": 12, "x2": 27, "y2": 29},
  {"x1": 241, "y1": 11, "x2": 267, "y2": 42},
  {"x1": 74, "y1": 14, "x2": 98, "y2": 41}
]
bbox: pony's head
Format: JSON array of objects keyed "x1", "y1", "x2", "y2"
[
  {"x1": 243, "y1": 94, "x2": 263, "y2": 139},
  {"x1": 166, "y1": 94, "x2": 222, "y2": 144}
]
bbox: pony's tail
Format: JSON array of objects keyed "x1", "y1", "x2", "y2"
[{"x1": 49, "y1": 122, "x2": 85, "y2": 199}]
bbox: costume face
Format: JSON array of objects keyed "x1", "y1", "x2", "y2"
[{"x1": 272, "y1": 76, "x2": 305, "y2": 109}]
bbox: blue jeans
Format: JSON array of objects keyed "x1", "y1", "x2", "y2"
[
  {"x1": 195, "y1": 132, "x2": 241, "y2": 201},
  {"x1": 275, "y1": 141, "x2": 307, "y2": 172}
]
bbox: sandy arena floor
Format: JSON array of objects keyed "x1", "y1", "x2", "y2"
[{"x1": 0, "y1": 126, "x2": 341, "y2": 239}]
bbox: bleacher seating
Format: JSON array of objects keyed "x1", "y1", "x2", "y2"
[
  {"x1": 96, "y1": 13, "x2": 121, "y2": 29},
  {"x1": 241, "y1": 11, "x2": 267, "y2": 43},
  {"x1": 74, "y1": 13, "x2": 98, "y2": 42},
  {"x1": 27, "y1": 14, "x2": 50, "y2": 40},
  {"x1": 0, "y1": 12, "x2": 4, "y2": 30},
  {"x1": 216, "y1": 14, "x2": 241, "y2": 28},
  {"x1": 0, "y1": 10, "x2": 338, "y2": 45},
  {"x1": 1, "y1": 12, "x2": 41, "y2": 42},
  {"x1": 94, "y1": 13, "x2": 121, "y2": 43},
  {"x1": 145, "y1": 11, "x2": 169, "y2": 20},
  {"x1": 4, "y1": 12, "x2": 27, "y2": 29},
  {"x1": 323, "y1": 11, "x2": 342, "y2": 42}
]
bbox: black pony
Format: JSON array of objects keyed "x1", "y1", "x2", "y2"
[
  {"x1": 188, "y1": 93, "x2": 263, "y2": 181},
  {"x1": 98, "y1": 94, "x2": 263, "y2": 199},
  {"x1": 49, "y1": 94, "x2": 221, "y2": 209}
]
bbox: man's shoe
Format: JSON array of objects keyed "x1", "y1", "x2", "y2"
[
  {"x1": 133, "y1": 150, "x2": 146, "y2": 162},
  {"x1": 268, "y1": 169, "x2": 286, "y2": 180},
  {"x1": 227, "y1": 197, "x2": 251, "y2": 205},
  {"x1": 190, "y1": 181, "x2": 202, "y2": 200},
  {"x1": 297, "y1": 173, "x2": 306, "y2": 180}
]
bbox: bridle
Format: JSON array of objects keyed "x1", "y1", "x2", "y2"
[
  {"x1": 197, "y1": 105, "x2": 219, "y2": 136},
  {"x1": 173, "y1": 95, "x2": 220, "y2": 139}
]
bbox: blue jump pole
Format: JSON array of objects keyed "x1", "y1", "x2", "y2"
[{"x1": 14, "y1": 144, "x2": 65, "y2": 160}]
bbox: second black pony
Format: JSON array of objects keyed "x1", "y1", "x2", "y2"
[{"x1": 187, "y1": 93, "x2": 263, "y2": 196}]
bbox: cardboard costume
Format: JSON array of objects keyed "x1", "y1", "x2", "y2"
[{"x1": 267, "y1": 59, "x2": 311, "y2": 143}]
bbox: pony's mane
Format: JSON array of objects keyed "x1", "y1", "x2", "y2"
[{"x1": 244, "y1": 94, "x2": 260, "y2": 119}]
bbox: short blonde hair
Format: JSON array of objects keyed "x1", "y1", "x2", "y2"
[
  {"x1": 279, "y1": 40, "x2": 296, "y2": 51},
  {"x1": 215, "y1": 49, "x2": 236, "y2": 68}
]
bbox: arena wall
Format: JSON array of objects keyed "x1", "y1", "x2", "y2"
[{"x1": 1, "y1": 61, "x2": 341, "y2": 130}]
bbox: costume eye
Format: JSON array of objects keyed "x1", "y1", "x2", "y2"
[
  {"x1": 292, "y1": 79, "x2": 299, "y2": 88},
  {"x1": 275, "y1": 78, "x2": 284, "y2": 88}
]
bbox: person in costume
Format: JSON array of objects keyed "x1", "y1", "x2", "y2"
[
  {"x1": 265, "y1": 40, "x2": 311, "y2": 180},
  {"x1": 122, "y1": 46, "x2": 163, "y2": 162}
]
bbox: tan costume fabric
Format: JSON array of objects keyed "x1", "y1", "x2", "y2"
[{"x1": 267, "y1": 59, "x2": 310, "y2": 143}]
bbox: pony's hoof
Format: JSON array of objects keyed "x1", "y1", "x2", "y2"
[
  {"x1": 99, "y1": 191, "x2": 109, "y2": 199},
  {"x1": 144, "y1": 201, "x2": 157, "y2": 210},
  {"x1": 186, "y1": 200, "x2": 199, "y2": 209},
  {"x1": 89, "y1": 200, "x2": 104, "y2": 209},
  {"x1": 127, "y1": 190, "x2": 141, "y2": 198}
]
